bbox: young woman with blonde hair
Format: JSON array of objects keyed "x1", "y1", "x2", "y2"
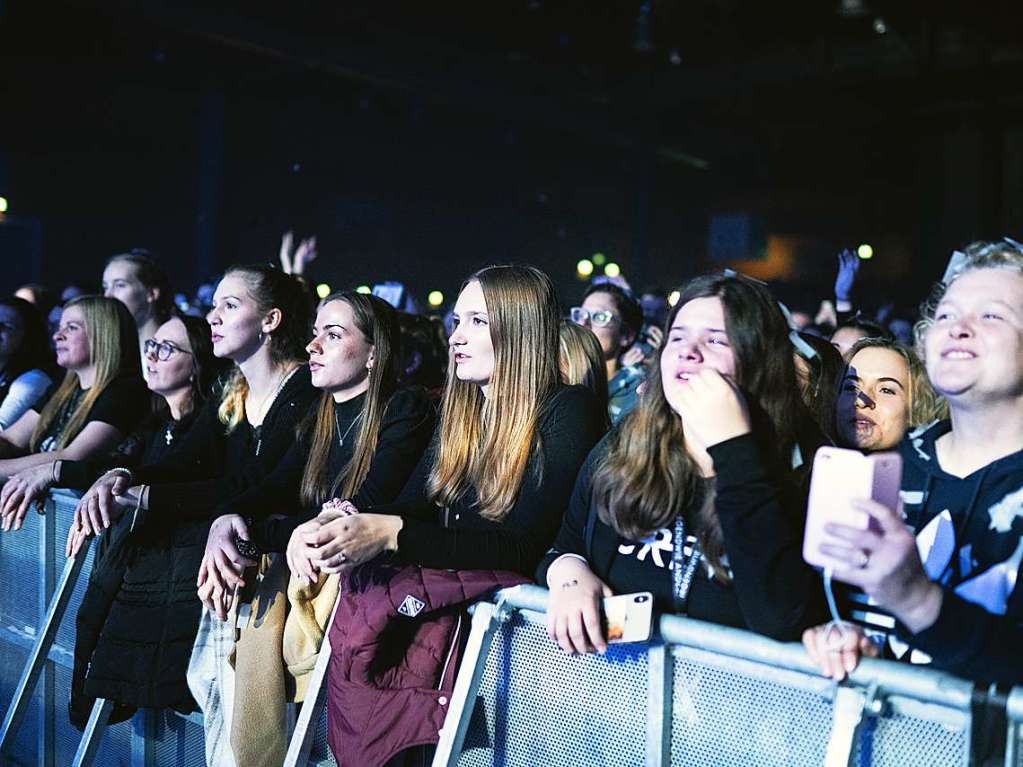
[
  {"x1": 0, "y1": 295, "x2": 148, "y2": 507},
  {"x1": 61, "y1": 264, "x2": 318, "y2": 726},
  {"x1": 558, "y1": 318, "x2": 610, "y2": 421}
]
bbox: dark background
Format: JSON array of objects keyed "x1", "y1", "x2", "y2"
[{"x1": 1, "y1": 0, "x2": 1022, "y2": 314}]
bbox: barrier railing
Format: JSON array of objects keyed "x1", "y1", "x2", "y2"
[
  {"x1": 0, "y1": 491, "x2": 1016, "y2": 767},
  {"x1": 436, "y1": 585, "x2": 999, "y2": 767}
]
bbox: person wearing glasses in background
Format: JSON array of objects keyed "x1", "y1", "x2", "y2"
[{"x1": 570, "y1": 282, "x2": 647, "y2": 423}]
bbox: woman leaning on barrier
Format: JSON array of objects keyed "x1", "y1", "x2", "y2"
[
  {"x1": 0, "y1": 295, "x2": 149, "y2": 510},
  {"x1": 54, "y1": 265, "x2": 318, "y2": 727},
  {"x1": 538, "y1": 272, "x2": 829, "y2": 655},
  {"x1": 303, "y1": 265, "x2": 606, "y2": 766},
  {"x1": 191, "y1": 291, "x2": 435, "y2": 767},
  {"x1": 0, "y1": 314, "x2": 227, "y2": 518}
]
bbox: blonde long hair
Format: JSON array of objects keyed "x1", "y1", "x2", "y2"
[
  {"x1": 30, "y1": 296, "x2": 139, "y2": 451},
  {"x1": 427, "y1": 265, "x2": 560, "y2": 522},
  {"x1": 299, "y1": 293, "x2": 400, "y2": 506},
  {"x1": 558, "y1": 319, "x2": 609, "y2": 422},
  {"x1": 215, "y1": 265, "x2": 313, "y2": 432}
]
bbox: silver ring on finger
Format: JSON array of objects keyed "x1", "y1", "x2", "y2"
[{"x1": 857, "y1": 549, "x2": 870, "y2": 569}]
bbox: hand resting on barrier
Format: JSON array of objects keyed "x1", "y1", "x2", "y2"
[
  {"x1": 72, "y1": 469, "x2": 133, "y2": 535},
  {"x1": 0, "y1": 461, "x2": 56, "y2": 531},
  {"x1": 545, "y1": 555, "x2": 614, "y2": 655},
  {"x1": 197, "y1": 514, "x2": 257, "y2": 621},
  {"x1": 801, "y1": 623, "x2": 880, "y2": 681}
]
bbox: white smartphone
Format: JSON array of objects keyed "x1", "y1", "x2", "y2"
[
  {"x1": 602, "y1": 592, "x2": 654, "y2": 644},
  {"x1": 802, "y1": 446, "x2": 902, "y2": 572}
]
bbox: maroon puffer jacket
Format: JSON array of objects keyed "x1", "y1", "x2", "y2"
[{"x1": 326, "y1": 559, "x2": 527, "y2": 767}]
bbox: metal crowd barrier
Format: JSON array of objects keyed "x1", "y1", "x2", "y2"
[
  {"x1": 436, "y1": 585, "x2": 1010, "y2": 767},
  {"x1": 1, "y1": 491, "x2": 1019, "y2": 767}
]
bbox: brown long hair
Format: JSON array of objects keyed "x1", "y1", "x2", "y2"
[
  {"x1": 30, "y1": 296, "x2": 140, "y2": 451},
  {"x1": 427, "y1": 265, "x2": 560, "y2": 522},
  {"x1": 216, "y1": 265, "x2": 313, "y2": 432},
  {"x1": 299, "y1": 292, "x2": 401, "y2": 506},
  {"x1": 591, "y1": 273, "x2": 804, "y2": 581}
]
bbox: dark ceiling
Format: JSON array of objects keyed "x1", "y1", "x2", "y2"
[{"x1": 2, "y1": 1, "x2": 1022, "y2": 307}]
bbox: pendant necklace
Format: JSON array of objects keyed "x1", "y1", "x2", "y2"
[
  {"x1": 333, "y1": 409, "x2": 363, "y2": 449},
  {"x1": 251, "y1": 366, "x2": 300, "y2": 456}
]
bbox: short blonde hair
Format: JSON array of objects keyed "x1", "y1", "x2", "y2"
[
  {"x1": 915, "y1": 239, "x2": 1023, "y2": 361},
  {"x1": 845, "y1": 337, "x2": 947, "y2": 427}
]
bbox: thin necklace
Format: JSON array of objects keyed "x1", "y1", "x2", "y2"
[
  {"x1": 248, "y1": 366, "x2": 299, "y2": 427},
  {"x1": 250, "y1": 366, "x2": 299, "y2": 456},
  {"x1": 333, "y1": 408, "x2": 362, "y2": 448}
]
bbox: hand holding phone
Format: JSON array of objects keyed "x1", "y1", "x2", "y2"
[
  {"x1": 803, "y1": 447, "x2": 902, "y2": 575},
  {"x1": 602, "y1": 592, "x2": 654, "y2": 644}
]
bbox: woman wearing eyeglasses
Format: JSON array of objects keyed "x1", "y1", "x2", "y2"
[
  {"x1": 0, "y1": 314, "x2": 229, "y2": 518},
  {"x1": 571, "y1": 283, "x2": 646, "y2": 423}
]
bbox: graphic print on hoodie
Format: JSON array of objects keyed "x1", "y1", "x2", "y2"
[{"x1": 845, "y1": 419, "x2": 1023, "y2": 680}]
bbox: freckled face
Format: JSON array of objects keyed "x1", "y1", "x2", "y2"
[{"x1": 307, "y1": 299, "x2": 374, "y2": 398}]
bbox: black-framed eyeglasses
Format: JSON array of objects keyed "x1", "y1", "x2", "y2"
[
  {"x1": 144, "y1": 339, "x2": 192, "y2": 361},
  {"x1": 570, "y1": 307, "x2": 618, "y2": 328}
]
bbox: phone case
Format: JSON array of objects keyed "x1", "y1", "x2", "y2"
[
  {"x1": 802, "y1": 446, "x2": 902, "y2": 571},
  {"x1": 602, "y1": 592, "x2": 654, "y2": 643}
]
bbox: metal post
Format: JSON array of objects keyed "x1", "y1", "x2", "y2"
[
  {"x1": 71, "y1": 698, "x2": 114, "y2": 767},
  {"x1": 824, "y1": 685, "x2": 871, "y2": 767},
  {"x1": 0, "y1": 540, "x2": 93, "y2": 760},
  {"x1": 432, "y1": 599, "x2": 511, "y2": 767},
  {"x1": 645, "y1": 642, "x2": 672, "y2": 767},
  {"x1": 281, "y1": 633, "x2": 334, "y2": 767},
  {"x1": 40, "y1": 497, "x2": 57, "y2": 767}
]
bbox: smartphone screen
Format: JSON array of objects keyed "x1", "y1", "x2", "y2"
[{"x1": 602, "y1": 592, "x2": 654, "y2": 644}]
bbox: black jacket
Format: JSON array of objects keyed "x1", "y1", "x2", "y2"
[{"x1": 71, "y1": 368, "x2": 318, "y2": 726}]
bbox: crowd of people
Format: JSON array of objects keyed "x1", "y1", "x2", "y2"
[{"x1": 0, "y1": 237, "x2": 1021, "y2": 766}]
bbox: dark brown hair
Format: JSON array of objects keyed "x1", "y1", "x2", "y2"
[
  {"x1": 591, "y1": 273, "x2": 803, "y2": 581},
  {"x1": 299, "y1": 292, "x2": 401, "y2": 506}
]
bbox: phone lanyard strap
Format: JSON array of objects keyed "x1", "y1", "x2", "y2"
[{"x1": 672, "y1": 515, "x2": 702, "y2": 614}]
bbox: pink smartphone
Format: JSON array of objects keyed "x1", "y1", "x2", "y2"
[{"x1": 802, "y1": 446, "x2": 902, "y2": 571}]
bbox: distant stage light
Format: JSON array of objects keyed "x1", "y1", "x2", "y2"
[
  {"x1": 315, "y1": 283, "x2": 331, "y2": 299},
  {"x1": 603, "y1": 262, "x2": 621, "y2": 278},
  {"x1": 668, "y1": 290, "x2": 681, "y2": 307},
  {"x1": 427, "y1": 290, "x2": 444, "y2": 307},
  {"x1": 356, "y1": 285, "x2": 372, "y2": 294},
  {"x1": 592, "y1": 252, "x2": 607, "y2": 266},
  {"x1": 857, "y1": 244, "x2": 874, "y2": 260},
  {"x1": 576, "y1": 259, "x2": 594, "y2": 278},
  {"x1": 0, "y1": 197, "x2": 7, "y2": 214}
]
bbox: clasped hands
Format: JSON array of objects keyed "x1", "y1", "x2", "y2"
[{"x1": 286, "y1": 500, "x2": 403, "y2": 586}]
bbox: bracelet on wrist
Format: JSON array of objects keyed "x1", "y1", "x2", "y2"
[{"x1": 103, "y1": 467, "x2": 134, "y2": 484}]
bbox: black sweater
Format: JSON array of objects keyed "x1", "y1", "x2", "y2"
[
  {"x1": 370, "y1": 384, "x2": 606, "y2": 577},
  {"x1": 219, "y1": 386, "x2": 436, "y2": 552},
  {"x1": 536, "y1": 432, "x2": 827, "y2": 641},
  {"x1": 129, "y1": 367, "x2": 318, "y2": 522}
]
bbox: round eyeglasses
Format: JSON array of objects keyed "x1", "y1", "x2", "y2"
[
  {"x1": 144, "y1": 339, "x2": 193, "y2": 361},
  {"x1": 569, "y1": 307, "x2": 617, "y2": 328}
]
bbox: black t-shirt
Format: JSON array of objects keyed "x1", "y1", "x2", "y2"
[{"x1": 35, "y1": 373, "x2": 150, "y2": 452}]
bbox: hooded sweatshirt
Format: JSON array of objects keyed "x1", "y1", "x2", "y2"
[{"x1": 859, "y1": 420, "x2": 1023, "y2": 685}]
